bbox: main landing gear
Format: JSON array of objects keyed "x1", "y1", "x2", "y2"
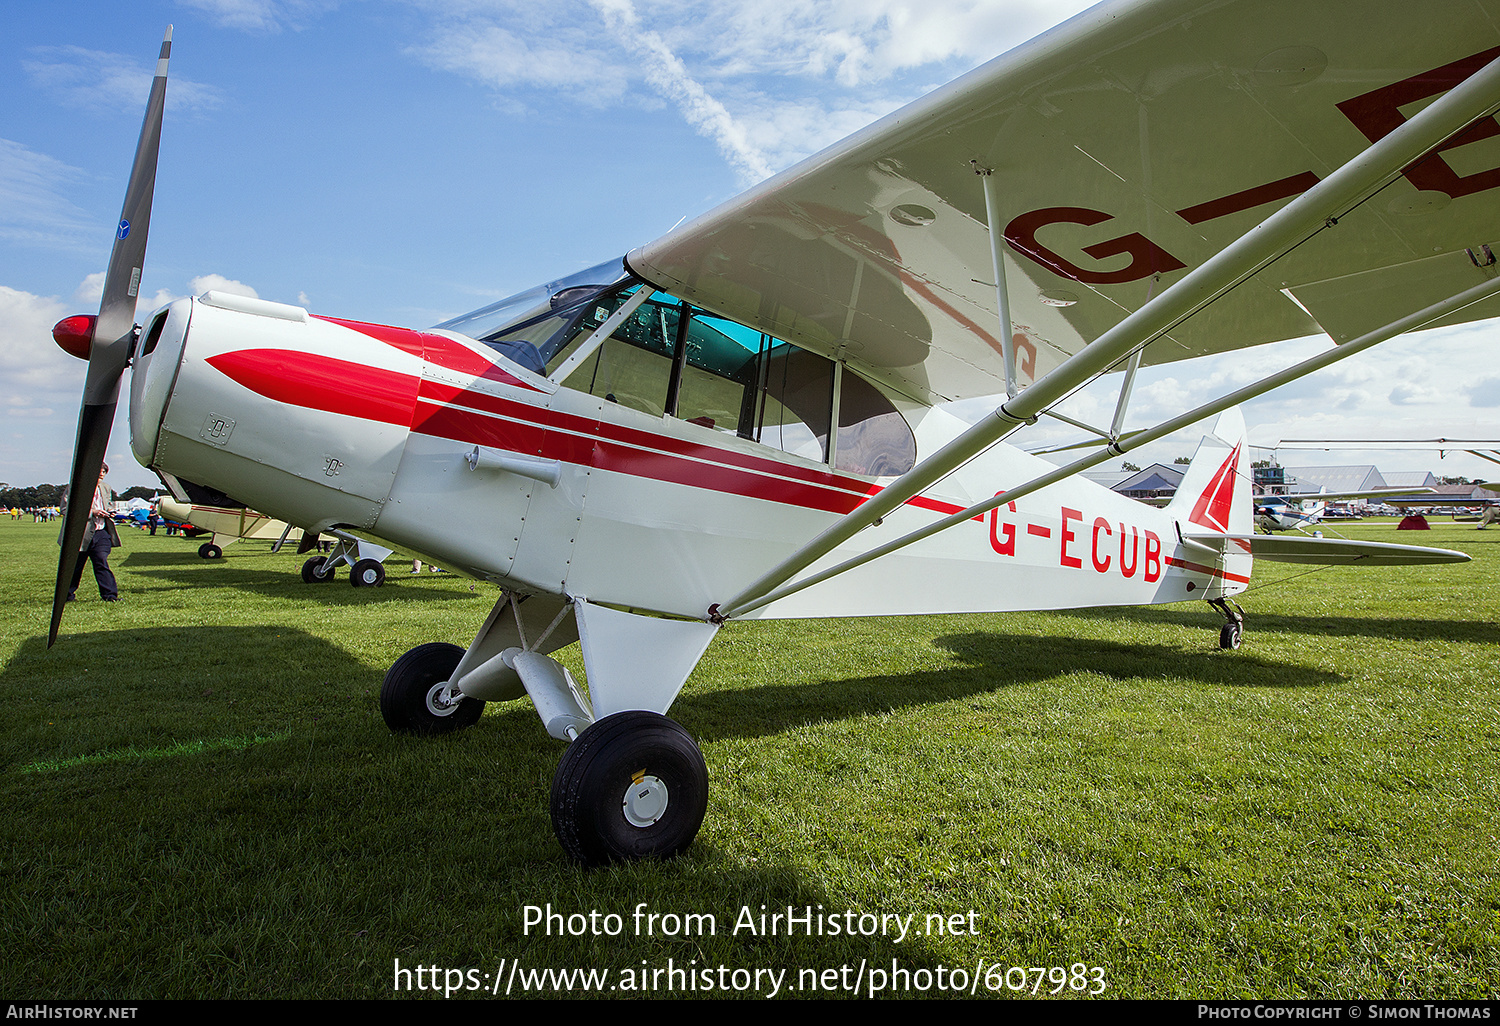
[
  {"x1": 1209, "y1": 597, "x2": 1246, "y2": 650},
  {"x1": 550, "y1": 710, "x2": 709, "y2": 866},
  {"x1": 378, "y1": 591, "x2": 718, "y2": 866},
  {"x1": 299, "y1": 532, "x2": 393, "y2": 587}
]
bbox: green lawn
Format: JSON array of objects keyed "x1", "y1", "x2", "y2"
[{"x1": 1, "y1": 515, "x2": 1496, "y2": 999}]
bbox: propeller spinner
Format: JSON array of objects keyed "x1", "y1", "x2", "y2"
[{"x1": 49, "y1": 27, "x2": 172, "y2": 646}]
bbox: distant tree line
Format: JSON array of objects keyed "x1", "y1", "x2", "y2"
[
  {"x1": 0, "y1": 483, "x2": 156, "y2": 508},
  {"x1": 0, "y1": 484, "x2": 68, "y2": 508}
]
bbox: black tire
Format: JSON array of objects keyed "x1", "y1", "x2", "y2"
[
  {"x1": 350, "y1": 558, "x2": 385, "y2": 588},
  {"x1": 380, "y1": 642, "x2": 482, "y2": 734},
  {"x1": 198, "y1": 542, "x2": 222, "y2": 559},
  {"x1": 301, "y1": 556, "x2": 336, "y2": 583},
  {"x1": 1219, "y1": 621, "x2": 1243, "y2": 650},
  {"x1": 551, "y1": 711, "x2": 708, "y2": 866}
]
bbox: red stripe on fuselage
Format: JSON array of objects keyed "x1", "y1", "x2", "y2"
[
  {"x1": 314, "y1": 315, "x2": 542, "y2": 392},
  {"x1": 208, "y1": 346, "x2": 981, "y2": 521},
  {"x1": 205, "y1": 349, "x2": 419, "y2": 426},
  {"x1": 1165, "y1": 556, "x2": 1251, "y2": 584}
]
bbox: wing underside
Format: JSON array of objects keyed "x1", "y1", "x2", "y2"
[{"x1": 630, "y1": 0, "x2": 1500, "y2": 404}]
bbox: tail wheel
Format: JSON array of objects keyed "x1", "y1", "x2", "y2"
[
  {"x1": 550, "y1": 711, "x2": 708, "y2": 866},
  {"x1": 380, "y1": 642, "x2": 482, "y2": 734},
  {"x1": 301, "y1": 556, "x2": 336, "y2": 583},
  {"x1": 1219, "y1": 621, "x2": 1243, "y2": 650},
  {"x1": 350, "y1": 558, "x2": 385, "y2": 588},
  {"x1": 198, "y1": 542, "x2": 222, "y2": 559}
]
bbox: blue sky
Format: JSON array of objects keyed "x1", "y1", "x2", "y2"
[{"x1": 5, "y1": 0, "x2": 1499, "y2": 492}]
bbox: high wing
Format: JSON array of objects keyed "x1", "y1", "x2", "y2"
[
  {"x1": 629, "y1": 0, "x2": 1500, "y2": 405},
  {"x1": 1258, "y1": 487, "x2": 1435, "y2": 503}
]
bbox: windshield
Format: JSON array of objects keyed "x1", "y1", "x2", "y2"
[{"x1": 433, "y1": 257, "x2": 630, "y2": 373}]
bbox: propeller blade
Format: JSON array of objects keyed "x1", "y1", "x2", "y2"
[{"x1": 49, "y1": 27, "x2": 172, "y2": 647}]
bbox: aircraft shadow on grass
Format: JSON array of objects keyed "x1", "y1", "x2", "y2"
[
  {"x1": 117, "y1": 549, "x2": 221, "y2": 566},
  {"x1": 677, "y1": 629, "x2": 1340, "y2": 744},
  {"x1": 1049, "y1": 605, "x2": 1500, "y2": 645},
  {"x1": 116, "y1": 561, "x2": 476, "y2": 604},
  {"x1": 3, "y1": 623, "x2": 1341, "y2": 940},
  {"x1": 3, "y1": 626, "x2": 1081, "y2": 973}
]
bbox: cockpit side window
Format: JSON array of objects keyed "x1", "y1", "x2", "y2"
[
  {"x1": 559, "y1": 289, "x2": 914, "y2": 475},
  {"x1": 558, "y1": 294, "x2": 682, "y2": 417},
  {"x1": 755, "y1": 346, "x2": 833, "y2": 462},
  {"x1": 448, "y1": 262, "x2": 916, "y2": 476}
]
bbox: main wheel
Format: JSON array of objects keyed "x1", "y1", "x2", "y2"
[
  {"x1": 551, "y1": 711, "x2": 708, "y2": 866},
  {"x1": 380, "y1": 642, "x2": 482, "y2": 734},
  {"x1": 350, "y1": 558, "x2": 385, "y2": 588},
  {"x1": 198, "y1": 542, "x2": 222, "y2": 559},
  {"x1": 301, "y1": 556, "x2": 336, "y2": 583},
  {"x1": 1219, "y1": 621, "x2": 1243, "y2": 650}
]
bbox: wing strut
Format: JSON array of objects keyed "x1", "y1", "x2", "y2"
[
  {"x1": 711, "y1": 52, "x2": 1500, "y2": 622},
  {"x1": 977, "y1": 166, "x2": 1018, "y2": 398},
  {"x1": 1109, "y1": 348, "x2": 1143, "y2": 439},
  {"x1": 724, "y1": 271, "x2": 1500, "y2": 617}
]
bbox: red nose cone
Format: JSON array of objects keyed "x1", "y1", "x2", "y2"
[{"x1": 53, "y1": 315, "x2": 97, "y2": 360}]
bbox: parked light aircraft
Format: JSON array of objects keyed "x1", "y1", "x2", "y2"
[
  {"x1": 157, "y1": 497, "x2": 284, "y2": 559},
  {"x1": 156, "y1": 497, "x2": 395, "y2": 584},
  {"x1": 49, "y1": 2, "x2": 1500, "y2": 864},
  {"x1": 1252, "y1": 487, "x2": 1432, "y2": 533},
  {"x1": 1275, "y1": 438, "x2": 1500, "y2": 526}
]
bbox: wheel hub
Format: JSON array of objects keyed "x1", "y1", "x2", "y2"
[
  {"x1": 424, "y1": 683, "x2": 460, "y2": 718},
  {"x1": 622, "y1": 772, "x2": 669, "y2": 828}
]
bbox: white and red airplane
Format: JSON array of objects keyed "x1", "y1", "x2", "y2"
[{"x1": 50, "y1": 2, "x2": 1500, "y2": 865}]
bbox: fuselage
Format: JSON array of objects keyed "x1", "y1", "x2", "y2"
[
  {"x1": 127, "y1": 285, "x2": 1251, "y2": 621},
  {"x1": 1255, "y1": 498, "x2": 1325, "y2": 532}
]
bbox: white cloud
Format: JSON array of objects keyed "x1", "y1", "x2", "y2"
[
  {"x1": 0, "y1": 285, "x2": 81, "y2": 402},
  {"x1": 176, "y1": 0, "x2": 339, "y2": 34},
  {"x1": 132, "y1": 274, "x2": 260, "y2": 319},
  {"x1": 23, "y1": 46, "x2": 223, "y2": 116},
  {"x1": 1466, "y1": 377, "x2": 1500, "y2": 408},
  {"x1": 74, "y1": 273, "x2": 105, "y2": 307},
  {"x1": 408, "y1": 0, "x2": 1099, "y2": 181},
  {"x1": 590, "y1": 0, "x2": 773, "y2": 184},
  {"x1": 0, "y1": 139, "x2": 96, "y2": 252},
  {"x1": 418, "y1": 20, "x2": 633, "y2": 108},
  {"x1": 189, "y1": 274, "x2": 259, "y2": 299}
]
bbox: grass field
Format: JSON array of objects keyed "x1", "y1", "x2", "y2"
[{"x1": 2, "y1": 515, "x2": 1497, "y2": 1000}]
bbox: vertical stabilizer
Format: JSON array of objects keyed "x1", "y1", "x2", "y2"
[
  {"x1": 1166, "y1": 408, "x2": 1252, "y2": 597},
  {"x1": 1167, "y1": 408, "x2": 1252, "y2": 535}
]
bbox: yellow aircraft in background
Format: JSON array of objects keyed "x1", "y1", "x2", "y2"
[{"x1": 157, "y1": 497, "x2": 394, "y2": 585}]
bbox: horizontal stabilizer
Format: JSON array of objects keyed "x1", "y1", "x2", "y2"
[{"x1": 1183, "y1": 534, "x2": 1469, "y2": 566}]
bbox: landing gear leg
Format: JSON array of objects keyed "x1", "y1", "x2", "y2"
[
  {"x1": 1209, "y1": 597, "x2": 1245, "y2": 650},
  {"x1": 550, "y1": 710, "x2": 708, "y2": 866}
]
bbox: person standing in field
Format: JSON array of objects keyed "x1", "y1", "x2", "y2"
[{"x1": 62, "y1": 464, "x2": 120, "y2": 602}]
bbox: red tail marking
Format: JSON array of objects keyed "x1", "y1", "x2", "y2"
[{"x1": 1189, "y1": 443, "x2": 1241, "y2": 533}]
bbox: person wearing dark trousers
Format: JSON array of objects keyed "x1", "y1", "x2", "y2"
[{"x1": 63, "y1": 465, "x2": 120, "y2": 602}]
